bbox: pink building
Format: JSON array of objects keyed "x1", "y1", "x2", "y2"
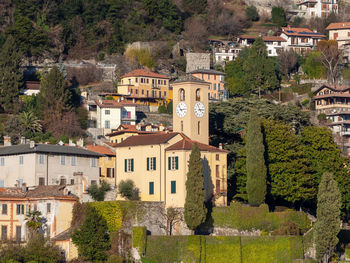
[{"x1": 189, "y1": 69, "x2": 227, "y2": 101}]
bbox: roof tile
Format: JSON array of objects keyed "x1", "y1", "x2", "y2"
[
  {"x1": 86, "y1": 145, "x2": 115, "y2": 156},
  {"x1": 121, "y1": 69, "x2": 170, "y2": 79}
]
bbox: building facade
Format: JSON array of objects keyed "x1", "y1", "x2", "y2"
[
  {"x1": 326, "y1": 22, "x2": 350, "y2": 63},
  {"x1": 238, "y1": 35, "x2": 287, "y2": 57},
  {"x1": 313, "y1": 85, "x2": 350, "y2": 155},
  {"x1": 113, "y1": 75, "x2": 228, "y2": 208},
  {"x1": 279, "y1": 27, "x2": 325, "y2": 54},
  {"x1": 0, "y1": 143, "x2": 101, "y2": 188},
  {"x1": 0, "y1": 185, "x2": 77, "y2": 242},
  {"x1": 189, "y1": 69, "x2": 228, "y2": 101},
  {"x1": 294, "y1": 0, "x2": 338, "y2": 18}
]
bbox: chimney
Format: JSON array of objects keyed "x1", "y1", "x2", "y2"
[
  {"x1": 77, "y1": 138, "x2": 84, "y2": 148},
  {"x1": 20, "y1": 137, "x2": 26, "y2": 144},
  {"x1": 99, "y1": 98, "x2": 102, "y2": 104},
  {"x1": 21, "y1": 183, "x2": 27, "y2": 193},
  {"x1": 29, "y1": 141, "x2": 35, "y2": 149},
  {"x1": 219, "y1": 143, "x2": 223, "y2": 149},
  {"x1": 3, "y1": 136, "x2": 11, "y2": 146},
  {"x1": 69, "y1": 139, "x2": 76, "y2": 146}
]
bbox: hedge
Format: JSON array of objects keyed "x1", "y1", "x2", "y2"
[
  {"x1": 133, "y1": 227, "x2": 147, "y2": 256},
  {"x1": 89, "y1": 201, "x2": 123, "y2": 233},
  {"x1": 211, "y1": 202, "x2": 310, "y2": 233},
  {"x1": 142, "y1": 235, "x2": 304, "y2": 263}
]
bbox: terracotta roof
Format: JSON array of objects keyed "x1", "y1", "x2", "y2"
[
  {"x1": 166, "y1": 136, "x2": 228, "y2": 153},
  {"x1": 121, "y1": 69, "x2": 170, "y2": 79},
  {"x1": 326, "y1": 22, "x2": 350, "y2": 30},
  {"x1": 95, "y1": 99, "x2": 137, "y2": 108},
  {"x1": 111, "y1": 132, "x2": 179, "y2": 147},
  {"x1": 281, "y1": 27, "x2": 325, "y2": 38},
  {"x1": 24, "y1": 81, "x2": 40, "y2": 90},
  {"x1": 313, "y1": 85, "x2": 350, "y2": 94},
  {"x1": 0, "y1": 185, "x2": 77, "y2": 200},
  {"x1": 106, "y1": 130, "x2": 154, "y2": 137},
  {"x1": 86, "y1": 145, "x2": 115, "y2": 156}
]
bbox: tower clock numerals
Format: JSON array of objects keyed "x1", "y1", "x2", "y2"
[
  {"x1": 176, "y1": 102, "x2": 187, "y2": 118},
  {"x1": 194, "y1": 102, "x2": 205, "y2": 118}
]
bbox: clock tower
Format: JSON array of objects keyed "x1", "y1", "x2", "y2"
[{"x1": 172, "y1": 75, "x2": 209, "y2": 145}]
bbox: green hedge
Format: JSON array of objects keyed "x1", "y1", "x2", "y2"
[
  {"x1": 133, "y1": 227, "x2": 147, "y2": 255},
  {"x1": 143, "y1": 235, "x2": 304, "y2": 263},
  {"x1": 89, "y1": 201, "x2": 123, "y2": 233},
  {"x1": 211, "y1": 203, "x2": 310, "y2": 233}
]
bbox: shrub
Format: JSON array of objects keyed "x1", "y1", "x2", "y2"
[
  {"x1": 317, "y1": 113, "x2": 327, "y2": 121},
  {"x1": 87, "y1": 181, "x2": 111, "y2": 201},
  {"x1": 90, "y1": 201, "x2": 123, "y2": 233},
  {"x1": 271, "y1": 7, "x2": 286, "y2": 27},
  {"x1": 118, "y1": 180, "x2": 140, "y2": 200},
  {"x1": 133, "y1": 227, "x2": 147, "y2": 256},
  {"x1": 245, "y1": 6, "x2": 259, "y2": 21},
  {"x1": 98, "y1": 52, "x2": 105, "y2": 61}
]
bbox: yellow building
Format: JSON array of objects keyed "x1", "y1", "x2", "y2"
[
  {"x1": 87, "y1": 145, "x2": 116, "y2": 186},
  {"x1": 100, "y1": 69, "x2": 172, "y2": 108},
  {"x1": 0, "y1": 185, "x2": 77, "y2": 242},
  {"x1": 112, "y1": 75, "x2": 228, "y2": 207}
]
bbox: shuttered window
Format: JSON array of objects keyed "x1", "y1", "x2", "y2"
[
  {"x1": 171, "y1": 181, "x2": 176, "y2": 194},
  {"x1": 149, "y1": 182, "x2": 154, "y2": 195}
]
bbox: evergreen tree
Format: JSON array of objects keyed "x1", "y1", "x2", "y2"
[
  {"x1": 0, "y1": 35, "x2": 23, "y2": 112},
  {"x1": 72, "y1": 205, "x2": 111, "y2": 261},
  {"x1": 314, "y1": 172, "x2": 341, "y2": 263},
  {"x1": 184, "y1": 144, "x2": 207, "y2": 230},
  {"x1": 246, "y1": 110, "x2": 267, "y2": 205}
]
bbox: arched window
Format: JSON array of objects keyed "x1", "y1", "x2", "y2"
[
  {"x1": 181, "y1": 121, "x2": 183, "y2": 132},
  {"x1": 179, "y1": 89, "x2": 185, "y2": 101},
  {"x1": 196, "y1": 89, "x2": 200, "y2": 101}
]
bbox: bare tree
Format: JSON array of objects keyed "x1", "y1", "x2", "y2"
[
  {"x1": 317, "y1": 40, "x2": 343, "y2": 85},
  {"x1": 183, "y1": 17, "x2": 209, "y2": 52},
  {"x1": 278, "y1": 49, "x2": 298, "y2": 80}
]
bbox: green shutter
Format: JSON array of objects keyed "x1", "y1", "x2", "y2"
[
  {"x1": 175, "y1": 157, "x2": 179, "y2": 170},
  {"x1": 168, "y1": 157, "x2": 171, "y2": 170},
  {"x1": 171, "y1": 181, "x2": 176, "y2": 194},
  {"x1": 147, "y1": 158, "x2": 149, "y2": 171},
  {"x1": 149, "y1": 182, "x2": 154, "y2": 195},
  {"x1": 124, "y1": 159, "x2": 127, "y2": 172},
  {"x1": 153, "y1": 157, "x2": 156, "y2": 170},
  {"x1": 131, "y1": 159, "x2": 134, "y2": 171}
]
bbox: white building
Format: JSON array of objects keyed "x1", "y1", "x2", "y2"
[
  {"x1": 326, "y1": 22, "x2": 350, "y2": 63},
  {"x1": 279, "y1": 27, "x2": 325, "y2": 54},
  {"x1": 0, "y1": 142, "x2": 101, "y2": 188},
  {"x1": 90, "y1": 99, "x2": 137, "y2": 135},
  {"x1": 238, "y1": 35, "x2": 287, "y2": 57},
  {"x1": 292, "y1": 0, "x2": 338, "y2": 18}
]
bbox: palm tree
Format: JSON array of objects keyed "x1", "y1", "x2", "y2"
[
  {"x1": 26, "y1": 210, "x2": 44, "y2": 234},
  {"x1": 20, "y1": 111, "x2": 42, "y2": 133}
]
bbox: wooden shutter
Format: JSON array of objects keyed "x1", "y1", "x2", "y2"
[
  {"x1": 131, "y1": 159, "x2": 134, "y2": 171},
  {"x1": 124, "y1": 159, "x2": 127, "y2": 172},
  {"x1": 168, "y1": 157, "x2": 171, "y2": 170},
  {"x1": 153, "y1": 157, "x2": 156, "y2": 170},
  {"x1": 175, "y1": 157, "x2": 179, "y2": 170},
  {"x1": 147, "y1": 158, "x2": 149, "y2": 171}
]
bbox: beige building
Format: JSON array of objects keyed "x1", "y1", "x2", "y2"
[
  {"x1": 0, "y1": 142, "x2": 101, "y2": 188},
  {"x1": 113, "y1": 75, "x2": 228, "y2": 207},
  {"x1": 0, "y1": 185, "x2": 77, "y2": 242},
  {"x1": 326, "y1": 22, "x2": 350, "y2": 62}
]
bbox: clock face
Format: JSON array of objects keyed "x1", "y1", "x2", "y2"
[
  {"x1": 194, "y1": 102, "x2": 205, "y2": 118},
  {"x1": 176, "y1": 102, "x2": 187, "y2": 118}
]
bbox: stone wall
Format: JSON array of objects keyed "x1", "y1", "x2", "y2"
[{"x1": 185, "y1": 53, "x2": 210, "y2": 73}]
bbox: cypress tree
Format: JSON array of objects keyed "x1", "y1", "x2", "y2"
[
  {"x1": 184, "y1": 144, "x2": 207, "y2": 230},
  {"x1": 246, "y1": 110, "x2": 267, "y2": 205},
  {"x1": 314, "y1": 172, "x2": 341, "y2": 263},
  {"x1": 0, "y1": 35, "x2": 23, "y2": 112}
]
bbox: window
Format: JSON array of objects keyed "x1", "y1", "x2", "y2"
[
  {"x1": 198, "y1": 121, "x2": 200, "y2": 135},
  {"x1": 0, "y1": 180, "x2": 4, "y2": 187},
  {"x1": 39, "y1": 177, "x2": 45, "y2": 186},
  {"x1": 168, "y1": 156, "x2": 179, "y2": 170},
  {"x1": 47, "y1": 203, "x2": 51, "y2": 213},
  {"x1": 60, "y1": 178, "x2": 66, "y2": 185},
  {"x1": 105, "y1": 110, "x2": 110, "y2": 115},
  {"x1": 71, "y1": 179, "x2": 74, "y2": 185},
  {"x1": 2, "y1": 204, "x2": 7, "y2": 215},
  {"x1": 60, "y1": 156, "x2": 65, "y2": 165},
  {"x1": 216, "y1": 179, "x2": 221, "y2": 193},
  {"x1": 105, "y1": 120, "x2": 110, "y2": 129},
  {"x1": 196, "y1": 89, "x2": 200, "y2": 101},
  {"x1": 179, "y1": 89, "x2": 185, "y2": 101},
  {"x1": 19, "y1": 156, "x2": 24, "y2": 165},
  {"x1": 71, "y1": 156, "x2": 77, "y2": 166},
  {"x1": 142, "y1": 89, "x2": 144, "y2": 95},
  {"x1": 91, "y1": 180, "x2": 97, "y2": 185},
  {"x1": 1, "y1": 226, "x2": 7, "y2": 241},
  {"x1": 16, "y1": 226, "x2": 21, "y2": 241},
  {"x1": 171, "y1": 181, "x2": 176, "y2": 194},
  {"x1": 39, "y1": 154, "x2": 44, "y2": 164},
  {"x1": 91, "y1": 158, "x2": 97, "y2": 167},
  {"x1": 124, "y1": 159, "x2": 134, "y2": 172},
  {"x1": 216, "y1": 154, "x2": 219, "y2": 161},
  {"x1": 147, "y1": 157, "x2": 156, "y2": 171},
  {"x1": 181, "y1": 121, "x2": 183, "y2": 132},
  {"x1": 16, "y1": 204, "x2": 24, "y2": 215},
  {"x1": 135, "y1": 78, "x2": 138, "y2": 83},
  {"x1": 0, "y1": 157, "x2": 4, "y2": 166},
  {"x1": 146, "y1": 78, "x2": 149, "y2": 84},
  {"x1": 107, "y1": 168, "x2": 112, "y2": 177},
  {"x1": 214, "y1": 75, "x2": 216, "y2": 80},
  {"x1": 216, "y1": 165, "x2": 220, "y2": 177},
  {"x1": 149, "y1": 182, "x2": 154, "y2": 195}
]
